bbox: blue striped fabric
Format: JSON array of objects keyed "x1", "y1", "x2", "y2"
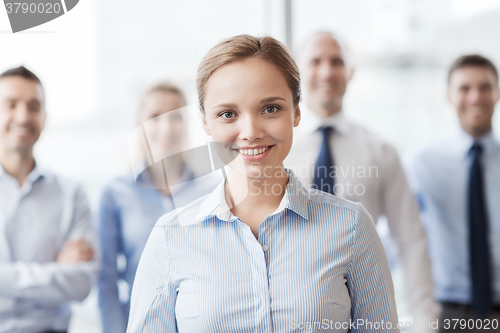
[{"x1": 127, "y1": 169, "x2": 398, "y2": 332}]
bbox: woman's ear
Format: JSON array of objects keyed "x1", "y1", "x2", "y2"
[
  {"x1": 201, "y1": 110, "x2": 211, "y2": 136},
  {"x1": 293, "y1": 105, "x2": 301, "y2": 127}
]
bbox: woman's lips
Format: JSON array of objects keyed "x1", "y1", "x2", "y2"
[{"x1": 236, "y1": 145, "x2": 274, "y2": 161}]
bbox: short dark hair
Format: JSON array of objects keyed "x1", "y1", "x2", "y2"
[
  {"x1": 448, "y1": 54, "x2": 499, "y2": 85},
  {"x1": 0, "y1": 66, "x2": 43, "y2": 87}
]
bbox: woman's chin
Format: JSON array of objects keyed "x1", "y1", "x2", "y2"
[{"x1": 230, "y1": 163, "x2": 284, "y2": 181}]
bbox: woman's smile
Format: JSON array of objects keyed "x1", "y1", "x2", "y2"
[{"x1": 234, "y1": 144, "x2": 274, "y2": 161}]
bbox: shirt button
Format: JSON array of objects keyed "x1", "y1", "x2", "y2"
[{"x1": 262, "y1": 245, "x2": 268, "y2": 252}]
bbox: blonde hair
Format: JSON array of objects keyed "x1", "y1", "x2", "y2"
[
  {"x1": 196, "y1": 34, "x2": 301, "y2": 112},
  {"x1": 138, "y1": 81, "x2": 186, "y2": 115}
]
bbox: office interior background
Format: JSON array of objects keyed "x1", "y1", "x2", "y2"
[{"x1": 2, "y1": 0, "x2": 500, "y2": 331}]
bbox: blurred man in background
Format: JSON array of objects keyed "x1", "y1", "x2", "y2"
[
  {"x1": 0, "y1": 66, "x2": 97, "y2": 333},
  {"x1": 406, "y1": 55, "x2": 500, "y2": 332},
  {"x1": 285, "y1": 31, "x2": 439, "y2": 331}
]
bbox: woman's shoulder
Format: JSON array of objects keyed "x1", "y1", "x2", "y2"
[
  {"x1": 96, "y1": 173, "x2": 138, "y2": 206},
  {"x1": 100, "y1": 172, "x2": 136, "y2": 193},
  {"x1": 155, "y1": 190, "x2": 215, "y2": 228},
  {"x1": 307, "y1": 189, "x2": 361, "y2": 211},
  {"x1": 288, "y1": 169, "x2": 363, "y2": 216},
  {"x1": 285, "y1": 170, "x2": 372, "y2": 232},
  {"x1": 305, "y1": 189, "x2": 369, "y2": 224}
]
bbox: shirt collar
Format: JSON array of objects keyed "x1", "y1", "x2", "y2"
[
  {"x1": 186, "y1": 169, "x2": 309, "y2": 226},
  {"x1": 298, "y1": 104, "x2": 351, "y2": 136},
  {"x1": 0, "y1": 162, "x2": 44, "y2": 185},
  {"x1": 26, "y1": 164, "x2": 43, "y2": 184},
  {"x1": 457, "y1": 128, "x2": 500, "y2": 158}
]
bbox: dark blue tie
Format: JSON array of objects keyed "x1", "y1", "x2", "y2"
[
  {"x1": 313, "y1": 126, "x2": 335, "y2": 194},
  {"x1": 468, "y1": 143, "x2": 492, "y2": 318}
]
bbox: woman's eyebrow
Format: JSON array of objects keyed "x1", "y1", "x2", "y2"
[
  {"x1": 260, "y1": 97, "x2": 286, "y2": 103},
  {"x1": 212, "y1": 103, "x2": 237, "y2": 110},
  {"x1": 212, "y1": 97, "x2": 286, "y2": 110}
]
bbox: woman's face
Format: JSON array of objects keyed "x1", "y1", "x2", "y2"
[
  {"x1": 202, "y1": 58, "x2": 300, "y2": 179},
  {"x1": 140, "y1": 91, "x2": 186, "y2": 160}
]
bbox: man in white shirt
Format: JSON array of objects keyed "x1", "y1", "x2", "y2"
[
  {"x1": 284, "y1": 31, "x2": 439, "y2": 331},
  {"x1": 406, "y1": 55, "x2": 500, "y2": 331},
  {"x1": 0, "y1": 66, "x2": 98, "y2": 333}
]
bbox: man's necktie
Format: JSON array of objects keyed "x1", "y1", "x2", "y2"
[
  {"x1": 313, "y1": 126, "x2": 335, "y2": 194},
  {"x1": 468, "y1": 143, "x2": 492, "y2": 318}
]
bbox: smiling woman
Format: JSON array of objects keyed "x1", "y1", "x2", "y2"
[{"x1": 126, "y1": 35, "x2": 399, "y2": 333}]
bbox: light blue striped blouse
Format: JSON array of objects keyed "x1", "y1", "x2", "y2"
[{"x1": 127, "y1": 169, "x2": 398, "y2": 332}]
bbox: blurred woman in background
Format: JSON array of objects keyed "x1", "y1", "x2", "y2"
[{"x1": 96, "y1": 82, "x2": 219, "y2": 333}]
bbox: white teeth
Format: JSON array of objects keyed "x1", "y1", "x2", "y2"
[{"x1": 240, "y1": 147, "x2": 269, "y2": 156}]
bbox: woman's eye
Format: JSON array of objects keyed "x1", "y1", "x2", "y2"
[
  {"x1": 221, "y1": 111, "x2": 235, "y2": 119},
  {"x1": 263, "y1": 105, "x2": 278, "y2": 114}
]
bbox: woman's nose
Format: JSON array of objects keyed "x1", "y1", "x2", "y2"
[{"x1": 240, "y1": 114, "x2": 264, "y2": 141}]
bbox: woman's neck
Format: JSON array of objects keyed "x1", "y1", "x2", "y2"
[
  {"x1": 226, "y1": 165, "x2": 289, "y2": 213},
  {"x1": 147, "y1": 155, "x2": 186, "y2": 196}
]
